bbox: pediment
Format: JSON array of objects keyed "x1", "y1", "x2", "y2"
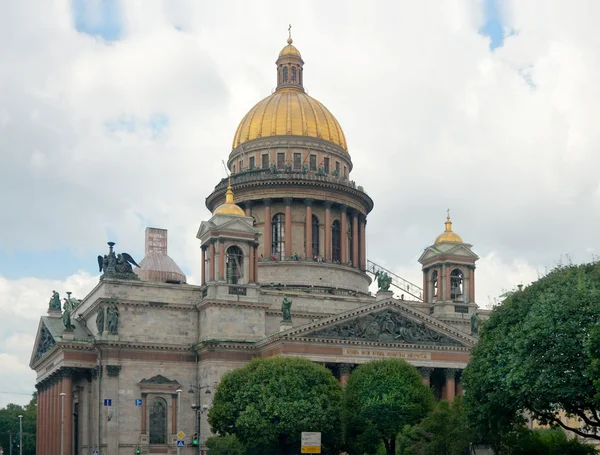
[
  {"x1": 138, "y1": 374, "x2": 181, "y2": 392},
  {"x1": 418, "y1": 243, "x2": 479, "y2": 264},
  {"x1": 139, "y1": 374, "x2": 179, "y2": 385},
  {"x1": 215, "y1": 217, "x2": 257, "y2": 234},
  {"x1": 197, "y1": 220, "x2": 216, "y2": 239},
  {"x1": 283, "y1": 300, "x2": 475, "y2": 348},
  {"x1": 30, "y1": 321, "x2": 57, "y2": 367}
]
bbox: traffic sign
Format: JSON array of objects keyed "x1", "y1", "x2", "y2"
[
  {"x1": 103, "y1": 399, "x2": 112, "y2": 407},
  {"x1": 177, "y1": 431, "x2": 185, "y2": 440},
  {"x1": 176, "y1": 440, "x2": 185, "y2": 448},
  {"x1": 135, "y1": 399, "x2": 143, "y2": 406},
  {"x1": 301, "y1": 432, "x2": 321, "y2": 454},
  {"x1": 92, "y1": 451, "x2": 99, "y2": 455}
]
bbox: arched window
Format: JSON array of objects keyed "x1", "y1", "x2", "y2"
[
  {"x1": 272, "y1": 213, "x2": 285, "y2": 260},
  {"x1": 431, "y1": 270, "x2": 438, "y2": 297},
  {"x1": 332, "y1": 220, "x2": 341, "y2": 263},
  {"x1": 149, "y1": 397, "x2": 167, "y2": 444},
  {"x1": 226, "y1": 246, "x2": 244, "y2": 284},
  {"x1": 311, "y1": 215, "x2": 320, "y2": 257},
  {"x1": 291, "y1": 67, "x2": 297, "y2": 83},
  {"x1": 347, "y1": 222, "x2": 353, "y2": 264},
  {"x1": 283, "y1": 67, "x2": 288, "y2": 83},
  {"x1": 450, "y1": 268, "x2": 464, "y2": 300}
]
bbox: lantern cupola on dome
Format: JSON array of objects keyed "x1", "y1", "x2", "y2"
[{"x1": 434, "y1": 210, "x2": 463, "y2": 244}]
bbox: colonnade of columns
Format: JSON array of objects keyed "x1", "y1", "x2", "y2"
[
  {"x1": 423, "y1": 264, "x2": 476, "y2": 304},
  {"x1": 36, "y1": 368, "x2": 74, "y2": 455},
  {"x1": 201, "y1": 240, "x2": 259, "y2": 286}
]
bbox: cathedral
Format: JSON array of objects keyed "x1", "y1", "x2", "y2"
[{"x1": 30, "y1": 34, "x2": 488, "y2": 455}]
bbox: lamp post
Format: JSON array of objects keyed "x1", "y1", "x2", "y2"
[
  {"x1": 188, "y1": 384, "x2": 213, "y2": 455},
  {"x1": 176, "y1": 388, "x2": 182, "y2": 455},
  {"x1": 59, "y1": 392, "x2": 66, "y2": 455},
  {"x1": 17, "y1": 415, "x2": 23, "y2": 455}
]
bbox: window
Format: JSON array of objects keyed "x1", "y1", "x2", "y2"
[
  {"x1": 432, "y1": 270, "x2": 438, "y2": 297},
  {"x1": 239, "y1": 160, "x2": 243, "y2": 172},
  {"x1": 226, "y1": 246, "x2": 244, "y2": 284},
  {"x1": 283, "y1": 67, "x2": 288, "y2": 82},
  {"x1": 249, "y1": 156, "x2": 255, "y2": 169},
  {"x1": 311, "y1": 215, "x2": 320, "y2": 257},
  {"x1": 332, "y1": 220, "x2": 341, "y2": 262},
  {"x1": 291, "y1": 67, "x2": 297, "y2": 83},
  {"x1": 344, "y1": 166, "x2": 347, "y2": 178},
  {"x1": 450, "y1": 269, "x2": 464, "y2": 300},
  {"x1": 262, "y1": 154, "x2": 269, "y2": 169},
  {"x1": 293, "y1": 153, "x2": 301, "y2": 170},
  {"x1": 277, "y1": 152, "x2": 285, "y2": 169},
  {"x1": 232, "y1": 164, "x2": 236, "y2": 174},
  {"x1": 336, "y1": 161, "x2": 340, "y2": 173},
  {"x1": 272, "y1": 213, "x2": 285, "y2": 260},
  {"x1": 309, "y1": 154, "x2": 317, "y2": 171},
  {"x1": 323, "y1": 157, "x2": 330, "y2": 174},
  {"x1": 149, "y1": 397, "x2": 167, "y2": 444}
]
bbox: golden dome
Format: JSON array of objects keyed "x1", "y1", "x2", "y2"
[
  {"x1": 232, "y1": 89, "x2": 348, "y2": 151},
  {"x1": 434, "y1": 211, "x2": 463, "y2": 244},
  {"x1": 213, "y1": 185, "x2": 245, "y2": 216},
  {"x1": 279, "y1": 42, "x2": 301, "y2": 57}
]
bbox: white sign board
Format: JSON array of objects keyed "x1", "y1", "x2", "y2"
[{"x1": 301, "y1": 432, "x2": 321, "y2": 454}]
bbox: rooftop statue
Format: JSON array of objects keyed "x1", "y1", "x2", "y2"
[
  {"x1": 62, "y1": 291, "x2": 78, "y2": 331},
  {"x1": 375, "y1": 270, "x2": 392, "y2": 292},
  {"x1": 98, "y1": 242, "x2": 140, "y2": 280},
  {"x1": 281, "y1": 296, "x2": 292, "y2": 323},
  {"x1": 470, "y1": 312, "x2": 481, "y2": 336},
  {"x1": 48, "y1": 290, "x2": 61, "y2": 311}
]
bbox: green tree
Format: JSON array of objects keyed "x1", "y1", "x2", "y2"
[
  {"x1": 500, "y1": 427, "x2": 596, "y2": 455},
  {"x1": 0, "y1": 393, "x2": 37, "y2": 455},
  {"x1": 205, "y1": 434, "x2": 246, "y2": 455},
  {"x1": 398, "y1": 397, "x2": 472, "y2": 455},
  {"x1": 208, "y1": 356, "x2": 343, "y2": 455},
  {"x1": 462, "y1": 262, "x2": 600, "y2": 445},
  {"x1": 343, "y1": 359, "x2": 434, "y2": 455}
]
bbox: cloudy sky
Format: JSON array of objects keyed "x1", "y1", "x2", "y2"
[{"x1": 1, "y1": 0, "x2": 599, "y2": 405}]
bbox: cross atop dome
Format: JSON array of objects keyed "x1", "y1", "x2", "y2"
[{"x1": 276, "y1": 27, "x2": 304, "y2": 91}]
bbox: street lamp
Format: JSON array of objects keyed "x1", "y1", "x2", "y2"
[
  {"x1": 176, "y1": 388, "x2": 182, "y2": 455},
  {"x1": 189, "y1": 384, "x2": 215, "y2": 455},
  {"x1": 18, "y1": 415, "x2": 23, "y2": 455},
  {"x1": 59, "y1": 392, "x2": 66, "y2": 455}
]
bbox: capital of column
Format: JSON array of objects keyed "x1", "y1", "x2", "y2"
[
  {"x1": 244, "y1": 201, "x2": 253, "y2": 209},
  {"x1": 263, "y1": 198, "x2": 272, "y2": 207},
  {"x1": 284, "y1": 197, "x2": 293, "y2": 206},
  {"x1": 304, "y1": 198, "x2": 314, "y2": 207},
  {"x1": 141, "y1": 392, "x2": 148, "y2": 398},
  {"x1": 339, "y1": 204, "x2": 348, "y2": 213},
  {"x1": 419, "y1": 367, "x2": 434, "y2": 378},
  {"x1": 324, "y1": 201, "x2": 333, "y2": 209},
  {"x1": 444, "y1": 368, "x2": 460, "y2": 379},
  {"x1": 59, "y1": 367, "x2": 76, "y2": 379},
  {"x1": 338, "y1": 363, "x2": 353, "y2": 375}
]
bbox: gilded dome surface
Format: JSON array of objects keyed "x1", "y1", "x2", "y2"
[
  {"x1": 279, "y1": 43, "x2": 301, "y2": 57},
  {"x1": 434, "y1": 213, "x2": 463, "y2": 244},
  {"x1": 232, "y1": 88, "x2": 348, "y2": 151},
  {"x1": 213, "y1": 185, "x2": 245, "y2": 216}
]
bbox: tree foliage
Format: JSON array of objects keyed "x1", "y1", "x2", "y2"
[
  {"x1": 462, "y1": 262, "x2": 600, "y2": 444},
  {"x1": 205, "y1": 434, "x2": 246, "y2": 455},
  {"x1": 0, "y1": 393, "x2": 37, "y2": 455},
  {"x1": 207, "y1": 356, "x2": 344, "y2": 455},
  {"x1": 343, "y1": 359, "x2": 434, "y2": 455},
  {"x1": 499, "y1": 427, "x2": 597, "y2": 455}
]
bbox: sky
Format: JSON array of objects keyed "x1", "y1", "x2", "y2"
[{"x1": 1, "y1": 0, "x2": 599, "y2": 405}]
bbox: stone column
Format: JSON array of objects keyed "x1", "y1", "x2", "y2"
[
  {"x1": 36, "y1": 386, "x2": 43, "y2": 455},
  {"x1": 62, "y1": 370, "x2": 74, "y2": 455},
  {"x1": 201, "y1": 247, "x2": 206, "y2": 286},
  {"x1": 218, "y1": 240, "x2": 225, "y2": 281},
  {"x1": 249, "y1": 242, "x2": 255, "y2": 283},
  {"x1": 419, "y1": 367, "x2": 434, "y2": 387},
  {"x1": 469, "y1": 267, "x2": 475, "y2": 302},
  {"x1": 254, "y1": 246, "x2": 259, "y2": 282},
  {"x1": 422, "y1": 270, "x2": 428, "y2": 303},
  {"x1": 263, "y1": 199, "x2": 272, "y2": 258},
  {"x1": 284, "y1": 198, "x2": 292, "y2": 258},
  {"x1": 305, "y1": 199, "x2": 313, "y2": 259},
  {"x1": 324, "y1": 202, "x2": 332, "y2": 260},
  {"x1": 440, "y1": 265, "x2": 445, "y2": 300},
  {"x1": 352, "y1": 212, "x2": 359, "y2": 268},
  {"x1": 339, "y1": 364, "x2": 352, "y2": 387},
  {"x1": 171, "y1": 394, "x2": 178, "y2": 435},
  {"x1": 141, "y1": 393, "x2": 147, "y2": 434},
  {"x1": 444, "y1": 369, "x2": 458, "y2": 401},
  {"x1": 51, "y1": 381, "x2": 57, "y2": 455},
  {"x1": 208, "y1": 242, "x2": 215, "y2": 282},
  {"x1": 340, "y1": 205, "x2": 348, "y2": 264},
  {"x1": 244, "y1": 201, "x2": 252, "y2": 217},
  {"x1": 359, "y1": 215, "x2": 366, "y2": 271}
]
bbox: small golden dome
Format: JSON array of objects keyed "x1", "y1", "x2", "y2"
[
  {"x1": 213, "y1": 185, "x2": 245, "y2": 216},
  {"x1": 232, "y1": 89, "x2": 347, "y2": 151},
  {"x1": 434, "y1": 211, "x2": 463, "y2": 244},
  {"x1": 279, "y1": 43, "x2": 301, "y2": 58}
]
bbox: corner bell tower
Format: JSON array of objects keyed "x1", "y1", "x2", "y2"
[{"x1": 418, "y1": 212, "x2": 479, "y2": 328}]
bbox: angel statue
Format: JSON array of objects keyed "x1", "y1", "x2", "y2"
[
  {"x1": 374, "y1": 270, "x2": 392, "y2": 292},
  {"x1": 97, "y1": 242, "x2": 140, "y2": 280}
]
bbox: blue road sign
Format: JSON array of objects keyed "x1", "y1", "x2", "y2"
[
  {"x1": 103, "y1": 399, "x2": 112, "y2": 406},
  {"x1": 135, "y1": 399, "x2": 143, "y2": 406},
  {"x1": 92, "y1": 451, "x2": 99, "y2": 455},
  {"x1": 176, "y1": 440, "x2": 185, "y2": 448}
]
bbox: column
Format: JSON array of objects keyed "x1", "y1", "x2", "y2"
[
  {"x1": 201, "y1": 247, "x2": 206, "y2": 286},
  {"x1": 422, "y1": 271, "x2": 428, "y2": 303},
  {"x1": 284, "y1": 198, "x2": 292, "y2": 258},
  {"x1": 254, "y1": 246, "x2": 259, "y2": 282},
  {"x1": 36, "y1": 386, "x2": 42, "y2": 455},
  {"x1": 419, "y1": 367, "x2": 434, "y2": 387},
  {"x1": 63, "y1": 370, "x2": 74, "y2": 455},
  {"x1": 208, "y1": 242, "x2": 215, "y2": 281},
  {"x1": 141, "y1": 393, "x2": 147, "y2": 434},
  {"x1": 446, "y1": 266, "x2": 452, "y2": 300},
  {"x1": 218, "y1": 240, "x2": 225, "y2": 281},
  {"x1": 359, "y1": 215, "x2": 366, "y2": 271},
  {"x1": 339, "y1": 364, "x2": 352, "y2": 387},
  {"x1": 324, "y1": 202, "x2": 332, "y2": 260},
  {"x1": 440, "y1": 265, "x2": 445, "y2": 301},
  {"x1": 469, "y1": 267, "x2": 475, "y2": 302},
  {"x1": 45, "y1": 385, "x2": 51, "y2": 455},
  {"x1": 444, "y1": 369, "x2": 458, "y2": 401},
  {"x1": 171, "y1": 394, "x2": 178, "y2": 435},
  {"x1": 249, "y1": 243, "x2": 255, "y2": 283},
  {"x1": 244, "y1": 201, "x2": 252, "y2": 217},
  {"x1": 305, "y1": 199, "x2": 313, "y2": 259},
  {"x1": 51, "y1": 381, "x2": 57, "y2": 455},
  {"x1": 263, "y1": 199, "x2": 272, "y2": 259},
  {"x1": 352, "y1": 212, "x2": 359, "y2": 268},
  {"x1": 340, "y1": 205, "x2": 348, "y2": 264}
]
